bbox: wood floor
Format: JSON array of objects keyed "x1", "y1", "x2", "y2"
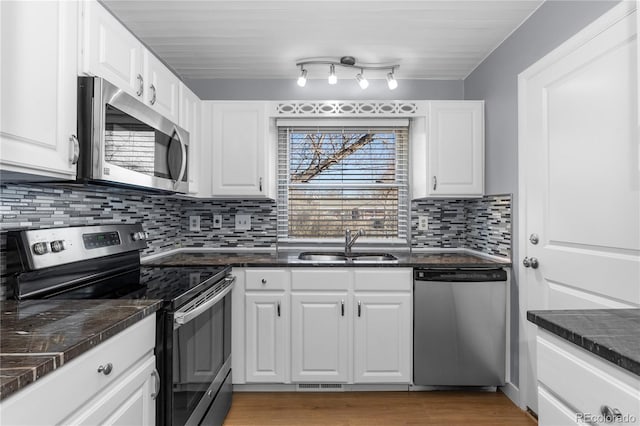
[{"x1": 223, "y1": 391, "x2": 537, "y2": 425}]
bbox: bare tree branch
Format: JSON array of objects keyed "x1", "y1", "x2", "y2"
[{"x1": 291, "y1": 133, "x2": 375, "y2": 183}]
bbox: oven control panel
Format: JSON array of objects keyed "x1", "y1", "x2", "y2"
[{"x1": 14, "y1": 224, "x2": 148, "y2": 270}]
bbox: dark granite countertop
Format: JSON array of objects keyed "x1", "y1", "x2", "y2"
[
  {"x1": 0, "y1": 299, "x2": 161, "y2": 401},
  {"x1": 143, "y1": 250, "x2": 511, "y2": 268},
  {"x1": 527, "y1": 309, "x2": 640, "y2": 377}
]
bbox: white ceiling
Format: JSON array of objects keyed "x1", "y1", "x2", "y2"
[{"x1": 103, "y1": 0, "x2": 544, "y2": 81}]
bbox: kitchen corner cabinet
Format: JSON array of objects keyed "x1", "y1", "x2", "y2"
[
  {"x1": 536, "y1": 330, "x2": 640, "y2": 426},
  {"x1": 208, "y1": 102, "x2": 275, "y2": 199},
  {"x1": 80, "y1": 0, "x2": 180, "y2": 122},
  {"x1": 0, "y1": 0, "x2": 79, "y2": 180},
  {"x1": 411, "y1": 101, "x2": 484, "y2": 198},
  {"x1": 179, "y1": 84, "x2": 202, "y2": 195},
  {"x1": 0, "y1": 315, "x2": 157, "y2": 426}
]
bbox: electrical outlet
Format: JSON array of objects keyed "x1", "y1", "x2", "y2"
[
  {"x1": 189, "y1": 215, "x2": 201, "y2": 232},
  {"x1": 418, "y1": 215, "x2": 429, "y2": 231},
  {"x1": 235, "y1": 214, "x2": 251, "y2": 231},
  {"x1": 213, "y1": 214, "x2": 222, "y2": 229}
]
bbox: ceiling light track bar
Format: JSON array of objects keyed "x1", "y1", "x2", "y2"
[
  {"x1": 295, "y1": 60, "x2": 399, "y2": 72},
  {"x1": 295, "y1": 56, "x2": 400, "y2": 90}
]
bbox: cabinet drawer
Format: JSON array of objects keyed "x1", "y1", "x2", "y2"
[
  {"x1": 246, "y1": 269, "x2": 289, "y2": 290},
  {"x1": 291, "y1": 269, "x2": 351, "y2": 291},
  {"x1": 537, "y1": 332, "x2": 640, "y2": 425},
  {"x1": 538, "y1": 385, "x2": 580, "y2": 426},
  {"x1": 1, "y1": 315, "x2": 156, "y2": 426},
  {"x1": 354, "y1": 268, "x2": 412, "y2": 291}
]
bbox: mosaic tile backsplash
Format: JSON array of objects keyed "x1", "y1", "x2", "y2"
[{"x1": 0, "y1": 183, "x2": 510, "y2": 299}]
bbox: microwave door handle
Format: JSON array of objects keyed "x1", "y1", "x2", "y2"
[
  {"x1": 174, "y1": 128, "x2": 187, "y2": 189},
  {"x1": 173, "y1": 276, "x2": 235, "y2": 328}
]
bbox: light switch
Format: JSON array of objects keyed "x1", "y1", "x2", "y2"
[
  {"x1": 235, "y1": 214, "x2": 251, "y2": 231},
  {"x1": 213, "y1": 214, "x2": 222, "y2": 229}
]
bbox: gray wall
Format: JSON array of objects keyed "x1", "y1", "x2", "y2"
[
  {"x1": 464, "y1": 0, "x2": 621, "y2": 387},
  {"x1": 186, "y1": 78, "x2": 464, "y2": 101}
]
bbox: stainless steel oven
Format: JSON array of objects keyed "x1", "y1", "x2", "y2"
[
  {"x1": 77, "y1": 77, "x2": 189, "y2": 193},
  {"x1": 162, "y1": 274, "x2": 234, "y2": 426}
]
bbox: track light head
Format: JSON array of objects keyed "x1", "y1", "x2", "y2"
[
  {"x1": 297, "y1": 68, "x2": 307, "y2": 87},
  {"x1": 356, "y1": 71, "x2": 369, "y2": 90},
  {"x1": 328, "y1": 64, "x2": 337, "y2": 85},
  {"x1": 386, "y1": 71, "x2": 398, "y2": 90}
]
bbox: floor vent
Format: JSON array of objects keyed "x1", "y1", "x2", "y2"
[{"x1": 297, "y1": 383, "x2": 344, "y2": 392}]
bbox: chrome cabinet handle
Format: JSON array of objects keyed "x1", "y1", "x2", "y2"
[
  {"x1": 149, "y1": 84, "x2": 157, "y2": 105},
  {"x1": 151, "y1": 368, "x2": 160, "y2": 400},
  {"x1": 341, "y1": 300, "x2": 345, "y2": 317},
  {"x1": 97, "y1": 363, "x2": 113, "y2": 375},
  {"x1": 600, "y1": 405, "x2": 623, "y2": 423},
  {"x1": 69, "y1": 135, "x2": 80, "y2": 165},
  {"x1": 259, "y1": 177, "x2": 263, "y2": 192},
  {"x1": 357, "y1": 301, "x2": 361, "y2": 317},
  {"x1": 432, "y1": 176, "x2": 437, "y2": 191},
  {"x1": 522, "y1": 257, "x2": 539, "y2": 269},
  {"x1": 277, "y1": 301, "x2": 281, "y2": 317},
  {"x1": 136, "y1": 74, "x2": 144, "y2": 96},
  {"x1": 261, "y1": 278, "x2": 267, "y2": 285}
]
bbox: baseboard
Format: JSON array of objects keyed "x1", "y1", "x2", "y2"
[
  {"x1": 233, "y1": 384, "x2": 410, "y2": 392},
  {"x1": 499, "y1": 382, "x2": 522, "y2": 408}
]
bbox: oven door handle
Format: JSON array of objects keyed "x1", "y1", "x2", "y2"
[
  {"x1": 173, "y1": 276, "x2": 235, "y2": 327},
  {"x1": 174, "y1": 127, "x2": 187, "y2": 190}
]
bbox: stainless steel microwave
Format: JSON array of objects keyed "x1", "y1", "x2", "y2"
[{"x1": 77, "y1": 77, "x2": 189, "y2": 193}]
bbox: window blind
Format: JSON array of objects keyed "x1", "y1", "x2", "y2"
[{"x1": 277, "y1": 124, "x2": 409, "y2": 240}]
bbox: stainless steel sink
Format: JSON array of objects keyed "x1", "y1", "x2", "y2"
[
  {"x1": 297, "y1": 252, "x2": 348, "y2": 262},
  {"x1": 297, "y1": 252, "x2": 398, "y2": 263}
]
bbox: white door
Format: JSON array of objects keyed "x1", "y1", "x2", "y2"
[
  {"x1": 353, "y1": 294, "x2": 411, "y2": 383},
  {"x1": 245, "y1": 293, "x2": 286, "y2": 383},
  {"x1": 291, "y1": 293, "x2": 349, "y2": 382},
  {"x1": 0, "y1": 0, "x2": 78, "y2": 179},
  {"x1": 518, "y1": 4, "x2": 639, "y2": 413},
  {"x1": 144, "y1": 50, "x2": 180, "y2": 123}
]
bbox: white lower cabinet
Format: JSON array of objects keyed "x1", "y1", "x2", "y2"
[
  {"x1": 0, "y1": 315, "x2": 157, "y2": 426},
  {"x1": 353, "y1": 293, "x2": 411, "y2": 383},
  {"x1": 234, "y1": 267, "x2": 412, "y2": 386},
  {"x1": 291, "y1": 292, "x2": 349, "y2": 383},
  {"x1": 536, "y1": 330, "x2": 640, "y2": 426},
  {"x1": 245, "y1": 293, "x2": 287, "y2": 383}
]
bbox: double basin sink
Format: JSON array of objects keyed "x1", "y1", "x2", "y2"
[{"x1": 297, "y1": 252, "x2": 398, "y2": 264}]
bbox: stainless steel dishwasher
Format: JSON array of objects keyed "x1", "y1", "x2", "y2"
[{"x1": 413, "y1": 267, "x2": 507, "y2": 387}]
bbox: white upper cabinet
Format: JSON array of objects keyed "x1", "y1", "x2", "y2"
[
  {"x1": 143, "y1": 50, "x2": 180, "y2": 123},
  {"x1": 179, "y1": 83, "x2": 201, "y2": 195},
  {"x1": 412, "y1": 101, "x2": 485, "y2": 198},
  {"x1": 0, "y1": 0, "x2": 79, "y2": 180},
  {"x1": 80, "y1": 0, "x2": 144, "y2": 100},
  {"x1": 80, "y1": 0, "x2": 180, "y2": 122},
  {"x1": 209, "y1": 102, "x2": 274, "y2": 198}
]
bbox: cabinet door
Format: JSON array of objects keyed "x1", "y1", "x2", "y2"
[
  {"x1": 144, "y1": 50, "x2": 180, "y2": 123},
  {"x1": 291, "y1": 293, "x2": 349, "y2": 382},
  {"x1": 427, "y1": 101, "x2": 484, "y2": 197},
  {"x1": 81, "y1": 0, "x2": 144, "y2": 99},
  {"x1": 0, "y1": 0, "x2": 78, "y2": 179},
  {"x1": 179, "y1": 84, "x2": 201, "y2": 195},
  {"x1": 64, "y1": 356, "x2": 157, "y2": 426},
  {"x1": 210, "y1": 102, "x2": 268, "y2": 197},
  {"x1": 353, "y1": 293, "x2": 411, "y2": 383},
  {"x1": 245, "y1": 293, "x2": 287, "y2": 383}
]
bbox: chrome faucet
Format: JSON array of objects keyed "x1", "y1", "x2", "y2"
[{"x1": 345, "y1": 228, "x2": 365, "y2": 256}]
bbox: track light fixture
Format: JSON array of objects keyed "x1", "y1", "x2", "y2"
[{"x1": 295, "y1": 56, "x2": 399, "y2": 90}]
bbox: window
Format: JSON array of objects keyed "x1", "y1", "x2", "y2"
[{"x1": 277, "y1": 120, "x2": 409, "y2": 241}]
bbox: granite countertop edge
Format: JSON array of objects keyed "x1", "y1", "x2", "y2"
[
  {"x1": 0, "y1": 300, "x2": 162, "y2": 401},
  {"x1": 527, "y1": 310, "x2": 640, "y2": 377},
  {"x1": 142, "y1": 250, "x2": 512, "y2": 268}
]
